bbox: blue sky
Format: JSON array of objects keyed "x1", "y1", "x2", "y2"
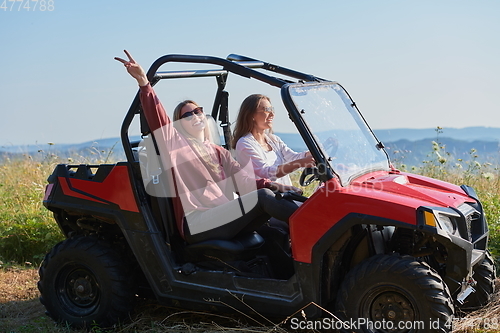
[{"x1": 1, "y1": 0, "x2": 499, "y2": 147}]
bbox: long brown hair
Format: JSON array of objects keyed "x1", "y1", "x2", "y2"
[
  {"x1": 172, "y1": 100, "x2": 220, "y2": 174},
  {"x1": 232, "y1": 94, "x2": 272, "y2": 149}
]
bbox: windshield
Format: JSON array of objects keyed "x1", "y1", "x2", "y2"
[{"x1": 286, "y1": 82, "x2": 390, "y2": 185}]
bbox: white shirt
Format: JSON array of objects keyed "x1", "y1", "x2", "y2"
[{"x1": 235, "y1": 132, "x2": 308, "y2": 186}]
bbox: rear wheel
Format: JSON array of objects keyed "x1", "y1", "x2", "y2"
[
  {"x1": 459, "y1": 251, "x2": 496, "y2": 311},
  {"x1": 38, "y1": 235, "x2": 136, "y2": 329},
  {"x1": 335, "y1": 254, "x2": 454, "y2": 333}
]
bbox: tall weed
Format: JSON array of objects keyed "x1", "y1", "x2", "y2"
[
  {"x1": 0, "y1": 144, "x2": 117, "y2": 265},
  {"x1": 0, "y1": 155, "x2": 63, "y2": 264}
]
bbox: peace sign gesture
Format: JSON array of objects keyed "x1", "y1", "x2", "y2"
[{"x1": 114, "y1": 50, "x2": 149, "y2": 86}]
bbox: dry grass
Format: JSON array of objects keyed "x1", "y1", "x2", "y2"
[
  {"x1": 452, "y1": 280, "x2": 500, "y2": 333},
  {"x1": 0, "y1": 266, "x2": 298, "y2": 333},
  {"x1": 2, "y1": 266, "x2": 500, "y2": 333}
]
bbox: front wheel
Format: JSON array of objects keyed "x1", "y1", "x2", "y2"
[
  {"x1": 38, "y1": 235, "x2": 136, "y2": 329},
  {"x1": 335, "y1": 254, "x2": 454, "y2": 333},
  {"x1": 459, "y1": 250, "x2": 496, "y2": 311}
]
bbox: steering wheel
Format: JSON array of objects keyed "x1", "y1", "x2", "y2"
[{"x1": 299, "y1": 167, "x2": 320, "y2": 186}]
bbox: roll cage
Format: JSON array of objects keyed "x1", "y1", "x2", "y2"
[{"x1": 119, "y1": 54, "x2": 342, "y2": 183}]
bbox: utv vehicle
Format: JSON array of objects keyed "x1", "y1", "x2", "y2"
[{"x1": 39, "y1": 53, "x2": 495, "y2": 332}]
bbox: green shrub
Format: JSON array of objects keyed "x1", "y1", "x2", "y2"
[
  {"x1": 0, "y1": 145, "x2": 118, "y2": 265},
  {"x1": 0, "y1": 155, "x2": 64, "y2": 264},
  {"x1": 0, "y1": 214, "x2": 63, "y2": 264}
]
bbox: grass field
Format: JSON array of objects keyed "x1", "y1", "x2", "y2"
[
  {"x1": 1, "y1": 140, "x2": 500, "y2": 332},
  {"x1": 4, "y1": 143, "x2": 497, "y2": 266}
]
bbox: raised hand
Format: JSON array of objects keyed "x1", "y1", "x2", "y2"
[{"x1": 114, "y1": 50, "x2": 149, "y2": 86}]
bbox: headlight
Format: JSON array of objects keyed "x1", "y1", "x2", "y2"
[
  {"x1": 421, "y1": 207, "x2": 461, "y2": 236},
  {"x1": 437, "y1": 214, "x2": 457, "y2": 234}
]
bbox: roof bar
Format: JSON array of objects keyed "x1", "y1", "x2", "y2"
[
  {"x1": 155, "y1": 69, "x2": 228, "y2": 79},
  {"x1": 227, "y1": 54, "x2": 318, "y2": 82},
  {"x1": 154, "y1": 60, "x2": 265, "y2": 80}
]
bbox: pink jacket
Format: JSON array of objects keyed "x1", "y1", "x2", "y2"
[{"x1": 139, "y1": 84, "x2": 272, "y2": 238}]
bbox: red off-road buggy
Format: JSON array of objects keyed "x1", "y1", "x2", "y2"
[{"x1": 39, "y1": 53, "x2": 495, "y2": 332}]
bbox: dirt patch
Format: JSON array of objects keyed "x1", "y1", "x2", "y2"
[
  {"x1": 0, "y1": 266, "x2": 51, "y2": 331},
  {"x1": 0, "y1": 266, "x2": 39, "y2": 303}
]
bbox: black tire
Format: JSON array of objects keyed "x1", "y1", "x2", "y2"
[
  {"x1": 38, "y1": 235, "x2": 136, "y2": 329},
  {"x1": 459, "y1": 251, "x2": 496, "y2": 311},
  {"x1": 335, "y1": 254, "x2": 454, "y2": 333}
]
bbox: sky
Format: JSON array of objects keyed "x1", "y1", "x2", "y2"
[{"x1": 1, "y1": 0, "x2": 499, "y2": 148}]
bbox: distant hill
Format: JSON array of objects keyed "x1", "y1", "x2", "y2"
[
  {"x1": 272, "y1": 128, "x2": 500, "y2": 166},
  {"x1": 2, "y1": 127, "x2": 499, "y2": 166},
  {"x1": 374, "y1": 127, "x2": 500, "y2": 143},
  {"x1": 0, "y1": 137, "x2": 135, "y2": 155},
  {"x1": 0, "y1": 137, "x2": 137, "y2": 162},
  {"x1": 378, "y1": 127, "x2": 500, "y2": 165},
  {"x1": 384, "y1": 138, "x2": 500, "y2": 166}
]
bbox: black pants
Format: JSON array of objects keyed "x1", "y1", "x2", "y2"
[{"x1": 184, "y1": 188, "x2": 298, "y2": 244}]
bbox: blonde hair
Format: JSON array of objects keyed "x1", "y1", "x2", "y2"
[
  {"x1": 232, "y1": 94, "x2": 274, "y2": 149},
  {"x1": 172, "y1": 100, "x2": 221, "y2": 174}
]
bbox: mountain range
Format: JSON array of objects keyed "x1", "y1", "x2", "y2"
[
  {"x1": 281, "y1": 127, "x2": 500, "y2": 165},
  {"x1": 2, "y1": 127, "x2": 499, "y2": 166}
]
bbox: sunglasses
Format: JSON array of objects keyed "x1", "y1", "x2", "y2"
[
  {"x1": 259, "y1": 106, "x2": 275, "y2": 115},
  {"x1": 180, "y1": 107, "x2": 204, "y2": 120}
]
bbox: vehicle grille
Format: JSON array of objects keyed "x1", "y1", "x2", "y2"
[{"x1": 457, "y1": 203, "x2": 481, "y2": 242}]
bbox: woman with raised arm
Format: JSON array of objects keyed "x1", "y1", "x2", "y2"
[
  {"x1": 115, "y1": 50, "x2": 301, "y2": 244},
  {"x1": 233, "y1": 94, "x2": 315, "y2": 186}
]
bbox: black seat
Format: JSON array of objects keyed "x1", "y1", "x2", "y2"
[
  {"x1": 138, "y1": 134, "x2": 265, "y2": 264},
  {"x1": 183, "y1": 232, "x2": 264, "y2": 262},
  {"x1": 147, "y1": 181, "x2": 265, "y2": 263}
]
